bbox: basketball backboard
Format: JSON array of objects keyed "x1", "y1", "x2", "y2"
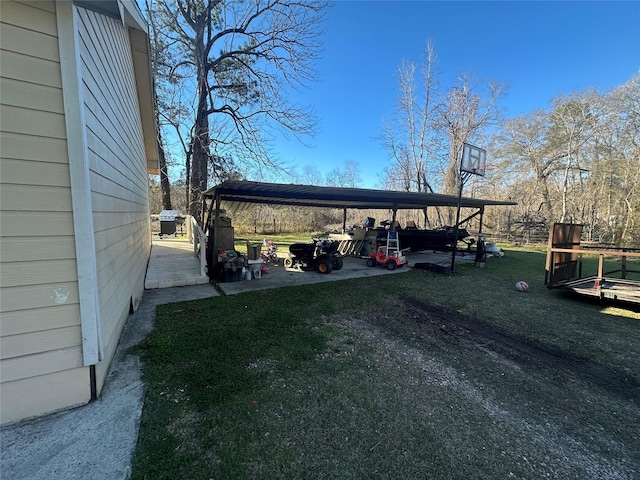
[{"x1": 461, "y1": 143, "x2": 487, "y2": 176}]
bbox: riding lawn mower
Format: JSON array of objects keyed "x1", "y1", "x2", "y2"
[{"x1": 284, "y1": 239, "x2": 344, "y2": 274}]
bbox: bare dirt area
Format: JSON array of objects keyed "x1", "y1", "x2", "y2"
[
  {"x1": 341, "y1": 296, "x2": 640, "y2": 479},
  {"x1": 400, "y1": 296, "x2": 639, "y2": 401}
]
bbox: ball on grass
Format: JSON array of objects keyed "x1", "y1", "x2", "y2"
[{"x1": 515, "y1": 281, "x2": 529, "y2": 292}]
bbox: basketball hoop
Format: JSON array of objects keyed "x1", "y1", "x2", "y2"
[
  {"x1": 461, "y1": 143, "x2": 487, "y2": 177},
  {"x1": 452, "y1": 142, "x2": 487, "y2": 273}
]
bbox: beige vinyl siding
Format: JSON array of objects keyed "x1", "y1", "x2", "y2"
[
  {"x1": 76, "y1": 7, "x2": 150, "y2": 392},
  {"x1": 0, "y1": 0, "x2": 57, "y2": 33},
  {"x1": 0, "y1": 0, "x2": 87, "y2": 425},
  {"x1": 0, "y1": 282, "x2": 80, "y2": 312},
  {"x1": 0, "y1": 183, "x2": 73, "y2": 213},
  {"x1": 1, "y1": 327, "x2": 82, "y2": 359},
  {"x1": 0, "y1": 22, "x2": 60, "y2": 61},
  {"x1": 0, "y1": 131, "x2": 69, "y2": 163},
  {"x1": 1, "y1": 303, "x2": 80, "y2": 336},
  {"x1": 1, "y1": 347, "x2": 84, "y2": 383},
  {"x1": 1, "y1": 367, "x2": 91, "y2": 426},
  {"x1": 0, "y1": 158, "x2": 71, "y2": 188},
  {"x1": 1, "y1": 77, "x2": 65, "y2": 113},
  {"x1": 0, "y1": 49, "x2": 62, "y2": 87},
  {"x1": 0, "y1": 0, "x2": 155, "y2": 425},
  {"x1": 0, "y1": 235, "x2": 76, "y2": 263},
  {"x1": 0, "y1": 211, "x2": 74, "y2": 236},
  {"x1": 0, "y1": 259, "x2": 78, "y2": 288}
]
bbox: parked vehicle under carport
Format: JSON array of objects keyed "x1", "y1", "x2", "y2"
[{"x1": 284, "y1": 239, "x2": 343, "y2": 274}]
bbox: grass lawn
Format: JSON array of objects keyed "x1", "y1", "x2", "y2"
[{"x1": 130, "y1": 248, "x2": 640, "y2": 479}]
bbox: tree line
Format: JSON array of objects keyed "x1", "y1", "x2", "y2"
[
  {"x1": 488, "y1": 75, "x2": 639, "y2": 245},
  {"x1": 146, "y1": 1, "x2": 639, "y2": 246}
]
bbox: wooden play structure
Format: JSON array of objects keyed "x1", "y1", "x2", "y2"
[{"x1": 545, "y1": 223, "x2": 640, "y2": 305}]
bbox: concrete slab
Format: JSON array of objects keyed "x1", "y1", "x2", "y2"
[{"x1": 217, "y1": 251, "x2": 475, "y2": 295}]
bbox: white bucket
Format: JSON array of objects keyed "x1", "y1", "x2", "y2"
[{"x1": 247, "y1": 259, "x2": 263, "y2": 279}]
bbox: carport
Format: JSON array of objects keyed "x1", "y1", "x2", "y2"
[{"x1": 202, "y1": 180, "x2": 516, "y2": 276}]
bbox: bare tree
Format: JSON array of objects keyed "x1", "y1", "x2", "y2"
[
  {"x1": 547, "y1": 92, "x2": 601, "y2": 222},
  {"x1": 589, "y1": 73, "x2": 640, "y2": 244},
  {"x1": 440, "y1": 73, "x2": 506, "y2": 196},
  {"x1": 492, "y1": 109, "x2": 561, "y2": 221},
  {"x1": 488, "y1": 73, "x2": 639, "y2": 245},
  {"x1": 324, "y1": 160, "x2": 361, "y2": 188},
  {"x1": 342, "y1": 160, "x2": 361, "y2": 188},
  {"x1": 610, "y1": 73, "x2": 640, "y2": 244},
  {"x1": 149, "y1": 0, "x2": 327, "y2": 220},
  {"x1": 298, "y1": 164, "x2": 324, "y2": 186},
  {"x1": 380, "y1": 40, "x2": 441, "y2": 193}
]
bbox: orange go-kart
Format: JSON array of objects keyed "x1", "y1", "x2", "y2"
[{"x1": 367, "y1": 246, "x2": 407, "y2": 270}]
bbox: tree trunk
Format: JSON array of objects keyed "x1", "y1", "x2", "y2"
[
  {"x1": 560, "y1": 148, "x2": 573, "y2": 223},
  {"x1": 188, "y1": 33, "x2": 211, "y2": 223},
  {"x1": 189, "y1": 106, "x2": 209, "y2": 222},
  {"x1": 539, "y1": 176, "x2": 553, "y2": 221},
  {"x1": 158, "y1": 132, "x2": 173, "y2": 210}
]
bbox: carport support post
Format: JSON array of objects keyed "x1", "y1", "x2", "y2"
[
  {"x1": 213, "y1": 194, "x2": 220, "y2": 271},
  {"x1": 450, "y1": 175, "x2": 465, "y2": 273},
  {"x1": 342, "y1": 208, "x2": 347, "y2": 234}
]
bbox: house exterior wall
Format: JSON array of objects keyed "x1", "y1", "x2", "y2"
[
  {"x1": 0, "y1": 0, "x2": 154, "y2": 425},
  {"x1": 0, "y1": 0, "x2": 89, "y2": 425},
  {"x1": 75, "y1": 5, "x2": 150, "y2": 393}
]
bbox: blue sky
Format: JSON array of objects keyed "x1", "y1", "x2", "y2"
[{"x1": 269, "y1": 0, "x2": 640, "y2": 188}]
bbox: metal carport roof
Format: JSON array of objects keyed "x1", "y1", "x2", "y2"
[
  {"x1": 202, "y1": 180, "x2": 516, "y2": 275},
  {"x1": 203, "y1": 180, "x2": 516, "y2": 213}
]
